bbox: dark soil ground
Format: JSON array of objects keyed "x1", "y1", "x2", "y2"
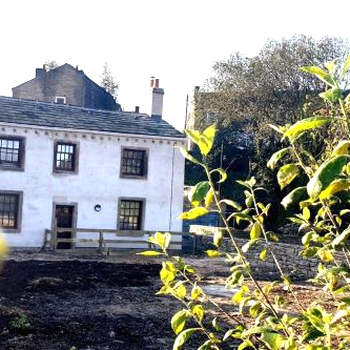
[
  {"x1": 0, "y1": 259, "x2": 186, "y2": 350},
  {"x1": 0, "y1": 252, "x2": 326, "y2": 350}
]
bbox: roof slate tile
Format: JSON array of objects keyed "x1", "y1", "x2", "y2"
[{"x1": 0, "y1": 96, "x2": 185, "y2": 139}]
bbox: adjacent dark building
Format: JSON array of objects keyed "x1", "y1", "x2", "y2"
[{"x1": 12, "y1": 63, "x2": 121, "y2": 111}]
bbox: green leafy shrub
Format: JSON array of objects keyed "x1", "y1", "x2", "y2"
[
  {"x1": 10, "y1": 313, "x2": 31, "y2": 331},
  {"x1": 140, "y1": 56, "x2": 350, "y2": 349}
]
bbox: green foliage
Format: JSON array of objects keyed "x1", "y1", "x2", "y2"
[
  {"x1": 10, "y1": 314, "x2": 30, "y2": 331},
  {"x1": 281, "y1": 187, "x2": 307, "y2": 209},
  {"x1": 267, "y1": 148, "x2": 290, "y2": 170},
  {"x1": 185, "y1": 124, "x2": 216, "y2": 157},
  {"x1": 190, "y1": 36, "x2": 350, "y2": 203},
  {"x1": 282, "y1": 116, "x2": 332, "y2": 142},
  {"x1": 307, "y1": 155, "x2": 349, "y2": 200},
  {"x1": 140, "y1": 56, "x2": 350, "y2": 349},
  {"x1": 277, "y1": 164, "x2": 300, "y2": 189}
]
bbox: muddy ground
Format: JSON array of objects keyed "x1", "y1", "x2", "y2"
[
  {"x1": 0, "y1": 252, "x2": 323, "y2": 350},
  {"x1": 0, "y1": 257, "x2": 187, "y2": 350},
  {"x1": 0, "y1": 251, "x2": 236, "y2": 350}
]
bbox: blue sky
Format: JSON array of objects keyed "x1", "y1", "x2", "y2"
[{"x1": 1, "y1": 0, "x2": 349, "y2": 130}]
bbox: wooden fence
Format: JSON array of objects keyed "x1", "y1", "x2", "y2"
[{"x1": 43, "y1": 227, "x2": 200, "y2": 253}]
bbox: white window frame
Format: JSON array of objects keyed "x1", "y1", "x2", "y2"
[{"x1": 55, "y1": 96, "x2": 66, "y2": 104}]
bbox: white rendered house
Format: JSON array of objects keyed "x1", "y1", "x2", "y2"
[{"x1": 0, "y1": 86, "x2": 185, "y2": 249}]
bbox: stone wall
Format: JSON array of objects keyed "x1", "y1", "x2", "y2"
[
  {"x1": 13, "y1": 64, "x2": 119, "y2": 111},
  {"x1": 83, "y1": 76, "x2": 119, "y2": 111},
  {"x1": 199, "y1": 236, "x2": 344, "y2": 281}
]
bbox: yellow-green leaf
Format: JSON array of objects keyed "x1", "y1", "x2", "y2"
[
  {"x1": 260, "y1": 331, "x2": 286, "y2": 350},
  {"x1": 179, "y1": 207, "x2": 208, "y2": 220},
  {"x1": 307, "y1": 155, "x2": 349, "y2": 200},
  {"x1": 319, "y1": 179, "x2": 350, "y2": 199},
  {"x1": 136, "y1": 250, "x2": 164, "y2": 257},
  {"x1": 250, "y1": 222, "x2": 262, "y2": 240},
  {"x1": 175, "y1": 284, "x2": 187, "y2": 299},
  {"x1": 151, "y1": 232, "x2": 171, "y2": 250},
  {"x1": 199, "y1": 124, "x2": 216, "y2": 156},
  {"x1": 241, "y1": 239, "x2": 257, "y2": 253},
  {"x1": 186, "y1": 124, "x2": 216, "y2": 156},
  {"x1": 232, "y1": 290, "x2": 245, "y2": 304},
  {"x1": 319, "y1": 88, "x2": 343, "y2": 103},
  {"x1": 281, "y1": 186, "x2": 307, "y2": 209},
  {"x1": 340, "y1": 54, "x2": 350, "y2": 79},
  {"x1": 185, "y1": 129, "x2": 201, "y2": 145},
  {"x1": 332, "y1": 140, "x2": 350, "y2": 156},
  {"x1": 237, "y1": 340, "x2": 254, "y2": 350},
  {"x1": 188, "y1": 181, "x2": 210, "y2": 206},
  {"x1": 191, "y1": 285, "x2": 203, "y2": 300},
  {"x1": 160, "y1": 261, "x2": 177, "y2": 285},
  {"x1": 210, "y1": 168, "x2": 227, "y2": 183},
  {"x1": 179, "y1": 147, "x2": 201, "y2": 165},
  {"x1": 0, "y1": 235, "x2": 7, "y2": 260},
  {"x1": 259, "y1": 248, "x2": 267, "y2": 261},
  {"x1": 173, "y1": 328, "x2": 200, "y2": 350},
  {"x1": 192, "y1": 304, "x2": 204, "y2": 322},
  {"x1": 220, "y1": 199, "x2": 242, "y2": 211},
  {"x1": 171, "y1": 310, "x2": 189, "y2": 335},
  {"x1": 318, "y1": 249, "x2": 333, "y2": 263},
  {"x1": 283, "y1": 116, "x2": 332, "y2": 141},
  {"x1": 228, "y1": 212, "x2": 252, "y2": 225},
  {"x1": 267, "y1": 148, "x2": 290, "y2": 170},
  {"x1": 277, "y1": 164, "x2": 300, "y2": 190},
  {"x1": 331, "y1": 226, "x2": 350, "y2": 247},
  {"x1": 268, "y1": 124, "x2": 285, "y2": 134},
  {"x1": 213, "y1": 229, "x2": 223, "y2": 247},
  {"x1": 206, "y1": 250, "x2": 220, "y2": 257},
  {"x1": 300, "y1": 66, "x2": 334, "y2": 86},
  {"x1": 325, "y1": 59, "x2": 336, "y2": 73},
  {"x1": 303, "y1": 207, "x2": 311, "y2": 221},
  {"x1": 204, "y1": 188, "x2": 214, "y2": 207}
]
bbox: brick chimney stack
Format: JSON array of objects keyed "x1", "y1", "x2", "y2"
[
  {"x1": 150, "y1": 77, "x2": 164, "y2": 120},
  {"x1": 35, "y1": 65, "x2": 46, "y2": 78}
]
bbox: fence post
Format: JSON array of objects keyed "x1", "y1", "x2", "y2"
[
  {"x1": 52, "y1": 225, "x2": 57, "y2": 252},
  {"x1": 192, "y1": 234, "x2": 197, "y2": 254},
  {"x1": 148, "y1": 232, "x2": 152, "y2": 249},
  {"x1": 98, "y1": 231, "x2": 103, "y2": 254}
]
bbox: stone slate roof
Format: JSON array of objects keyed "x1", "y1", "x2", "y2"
[{"x1": 0, "y1": 96, "x2": 184, "y2": 138}]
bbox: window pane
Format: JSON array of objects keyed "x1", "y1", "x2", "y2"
[
  {"x1": 119, "y1": 200, "x2": 142, "y2": 231},
  {"x1": 55, "y1": 143, "x2": 76, "y2": 171},
  {"x1": 121, "y1": 149, "x2": 146, "y2": 176},
  {"x1": 0, "y1": 193, "x2": 19, "y2": 229},
  {"x1": 0, "y1": 137, "x2": 23, "y2": 168}
]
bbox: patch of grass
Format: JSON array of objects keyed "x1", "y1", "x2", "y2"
[{"x1": 10, "y1": 313, "x2": 31, "y2": 331}]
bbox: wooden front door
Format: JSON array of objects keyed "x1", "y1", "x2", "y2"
[{"x1": 55, "y1": 205, "x2": 75, "y2": 249}]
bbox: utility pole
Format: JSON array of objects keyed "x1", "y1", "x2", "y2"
[{"x1": 184, "y1": 94, "x2": 189, "y2": 129}]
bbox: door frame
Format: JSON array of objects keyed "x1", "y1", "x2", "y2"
[{"x1": 51, "y1": 201, "x2": 78, "y2": 249}]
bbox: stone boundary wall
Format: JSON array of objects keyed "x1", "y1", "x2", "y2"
[{"x1": 199, "y1": 236, "x2": 344, "y2": 280}]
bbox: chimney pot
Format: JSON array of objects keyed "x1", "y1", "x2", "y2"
[
  {"x1": 155, "y1": 79, "x2": 159, "y2": 88},
  {"x1": 135, "y1": 106, "x2": 140, "y2": 113}
]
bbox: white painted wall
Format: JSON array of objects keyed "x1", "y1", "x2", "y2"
[{"x1": 0, "y1": 124, "x2": 185, "y2": 248}]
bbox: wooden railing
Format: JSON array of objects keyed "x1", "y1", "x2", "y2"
[{"x1": 43, "y1": 227, "x2": 198, "y2": 253}]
